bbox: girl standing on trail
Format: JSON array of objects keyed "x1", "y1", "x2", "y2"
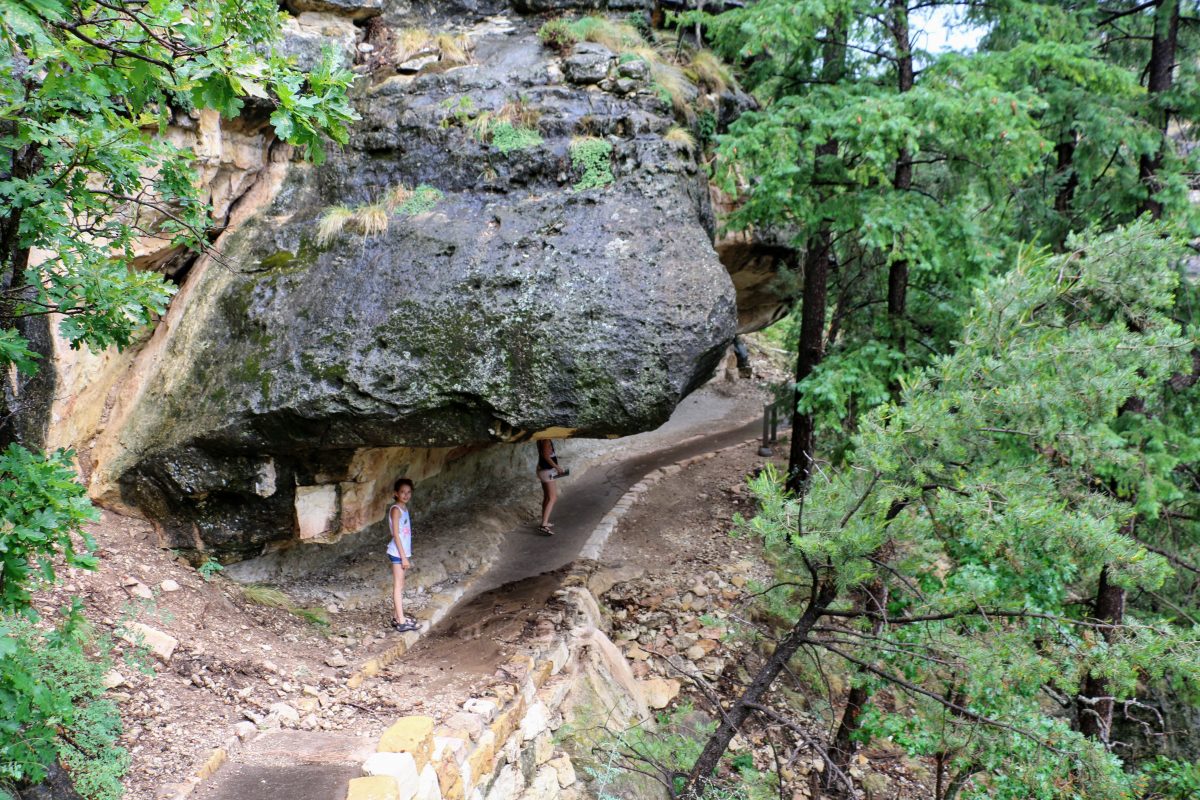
[
  {"x1": 387, "y1": 477, "x2": 418, "y2": 632},
  {"x1": 536, "y1": 439, "x2": 565, "y2": 535}
]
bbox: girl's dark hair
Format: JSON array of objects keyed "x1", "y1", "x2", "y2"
[{"x1": 394, "y1": 477, "x2": 414, "y2": 492}]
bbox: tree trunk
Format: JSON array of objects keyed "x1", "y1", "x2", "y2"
[
  {"x1": 0, "y1": 139, "x2": 44, "y2": 449},
  {"x1": 887, "y1": 0, "x2": 912, "y2": 349},
  {"x1": 683, "y1": 580, "x2": 838, "y2": 797},
  {"x1": 825, "y1": 581, "x2": 888, "y2": 791},
  {"x1": 1138, "y1": 0, "x2": 1180, "y2": 220},
  {"x1": 822, "y1": 13, "x2": 912, "y2": 784},
  {"x1": 785, "y1": 17, "x2": 847, "y2": 494},
  {"x1": 1053, "y1": 133, "x2": 1078, "y2": 249},
  {"x1": 786, "y1": 224, "x2": 832, "y2": 493},
  {"x1": 1076, "y1": 566, "x2": 1126, "y2": 742}
]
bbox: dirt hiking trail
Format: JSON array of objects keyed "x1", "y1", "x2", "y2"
[{"x1": 190, "y1": 390, "x2": 766, "y2": 800}]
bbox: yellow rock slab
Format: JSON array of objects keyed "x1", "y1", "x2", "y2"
[
  {"x1": 346, "y1": 775, "x2": 399, "y2": 800},
  {"x1": 378, "y1": 715, "x2": 435, "y2": 769}
]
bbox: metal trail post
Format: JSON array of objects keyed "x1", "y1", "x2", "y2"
[{"x1": 758, "y1": 403, "x2": 773, "y2": 456}]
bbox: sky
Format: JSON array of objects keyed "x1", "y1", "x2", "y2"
[{"x1": 912, "y1": 5, "x2": 987, "y2": 54}]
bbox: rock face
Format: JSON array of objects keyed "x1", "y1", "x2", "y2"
[{"x1": 95, "y1": 9, "x2": 738, "y2": 557}]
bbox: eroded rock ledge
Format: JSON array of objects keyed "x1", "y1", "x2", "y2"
[{"x1": 84, "y1": 6, "x2": 740, "y2": 558}]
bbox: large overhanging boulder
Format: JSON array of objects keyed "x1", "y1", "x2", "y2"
[{"x1": 97, "y1": 14, "x2": 737, "y2": 557}]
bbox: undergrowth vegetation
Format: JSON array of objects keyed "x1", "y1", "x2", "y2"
[
  {"x1": 560, "y1": 703, "x2": 774, "y2": 800},
  {"x1": 389, "y1": 27, "x2": 472, "y2": 67},
  {"x1": 0, "y1": 449, "x2": 126, "y2": 799},
  {"x1": 242, "y1": 585, "x2": 331, "y2": 629},
  {"x1": 536, "y1": 14, "x2": 735, "y2": 123},
  {"x1": 440, "y1": 95, "x2": 544, "y2": 154},
  {"x1": 664, "y1": 126, "x2": 697, "y2": 152},
  {"x1": 569, "y1": 136, "x2": 614, "y2": 190},
  {"x1": 316, "y1": 184, "x2": 445, "y2": 245}
]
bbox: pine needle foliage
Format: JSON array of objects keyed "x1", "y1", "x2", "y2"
[{"x1": 738, "y1": 223, "x2": 1200, "y2": 799}]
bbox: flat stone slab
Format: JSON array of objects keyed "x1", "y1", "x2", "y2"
[
  {"x1": 245, "y1": 731, "x2": 378, "y2": 765},
  {"x1": 193, "y1": 763, "x2": 361, "y2": 800}
]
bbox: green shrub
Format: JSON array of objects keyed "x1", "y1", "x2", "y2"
[
  {"x1": 566, "y1": 703, "x2": 762, "y2": 800},
  {"x1": 490, "y1": 121, "x2": 543, "y2": 153},
  {"x1": 569, "y1": 136, "x2": 614, "y2": 191},
  {"x1": 696, "y1": 110, "x2": 717, "y2": 147},
  {"x1": 0, "y1": 606, "x2": 129, "y2": 800},
  {"x1": 0, "y1": 445, "x2": 98, "y2": 610},
  {"x1": 1140, "y1": 757, "x2": 1200, "y2": 799},
  {"x1": 197, "y1": 558, "x2": 223, "y2": 581},
  {"x1": 394, "y1": 184, "x2": 444, "y2": 215},
  {"x1": 537, "y1": 19, "x2": 577, "y2": 53},
  {"x1": 0, "y1": 427, "x2": 127, "y2": 800}
]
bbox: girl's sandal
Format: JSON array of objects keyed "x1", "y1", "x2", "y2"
[{"x1": 539, "y1": 525, "x2": 554, "y2": 536}]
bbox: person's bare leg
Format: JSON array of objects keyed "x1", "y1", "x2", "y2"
[
  {"x1": 540, "y1": 480, "x2": 558, "y2": 528},
  {"x1": 391, "y1": 562, "x2": 406, "y2": 623}
]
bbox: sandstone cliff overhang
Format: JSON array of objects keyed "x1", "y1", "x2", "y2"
[{"x1": 92, "y1": 13, "x2": 737, "y2": 557}]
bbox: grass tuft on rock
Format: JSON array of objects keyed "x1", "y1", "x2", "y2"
[
  {"x1": 355, "y1": 202, "x2": 390, "y2": 237},
  {"x1": 242, "y1": 584, "x2": 292, "y2": 608},
  {"x1": 435, "y1": 33, "x2": 472, "y2": 65},
  {"x1": 315, "y1": 185, "x2": 445, "y2": 244},
  {"x1": 393, "y1": 27, "x2": 436, "y2": 61},
  {"x1": 391, "y1": 27, "x2": 472, "y2": 67},
  {"x1": 664, "y1": 126, "x2": 696, "y2": 152},
  {"x1": 498, "y1": 96, "x2": 541, "y2": 129},
  {"x1": 394, "y1": 184, "x2": 444, "y2": 215},
  {"x1": 382, "y1": 184, "x2": 413, "y2": 213},
  {"x1": 651, "y1": 60, "x2": 691, "y2": 117},
  {"x1": 450, "y1": 96, "x2": 542, "y2": 153},
  {"x1": 567, "y1": 15, "x2": 643, "y2": 53},
  {"x1": 537, "y1": 18, "x2": 578, "y2": 53},
  {"x1": 687, "y1": 50, "x2": 733, "y2": 95},
  {"x1": 242, "y1": 585, "x2": 331, "y2": 629},
  {"x1": 316, "y1": 205, "x2": 354, "y2": 246},
  {"x1": 491, "y1": 121, "x2": 544, "y2": 154}
]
